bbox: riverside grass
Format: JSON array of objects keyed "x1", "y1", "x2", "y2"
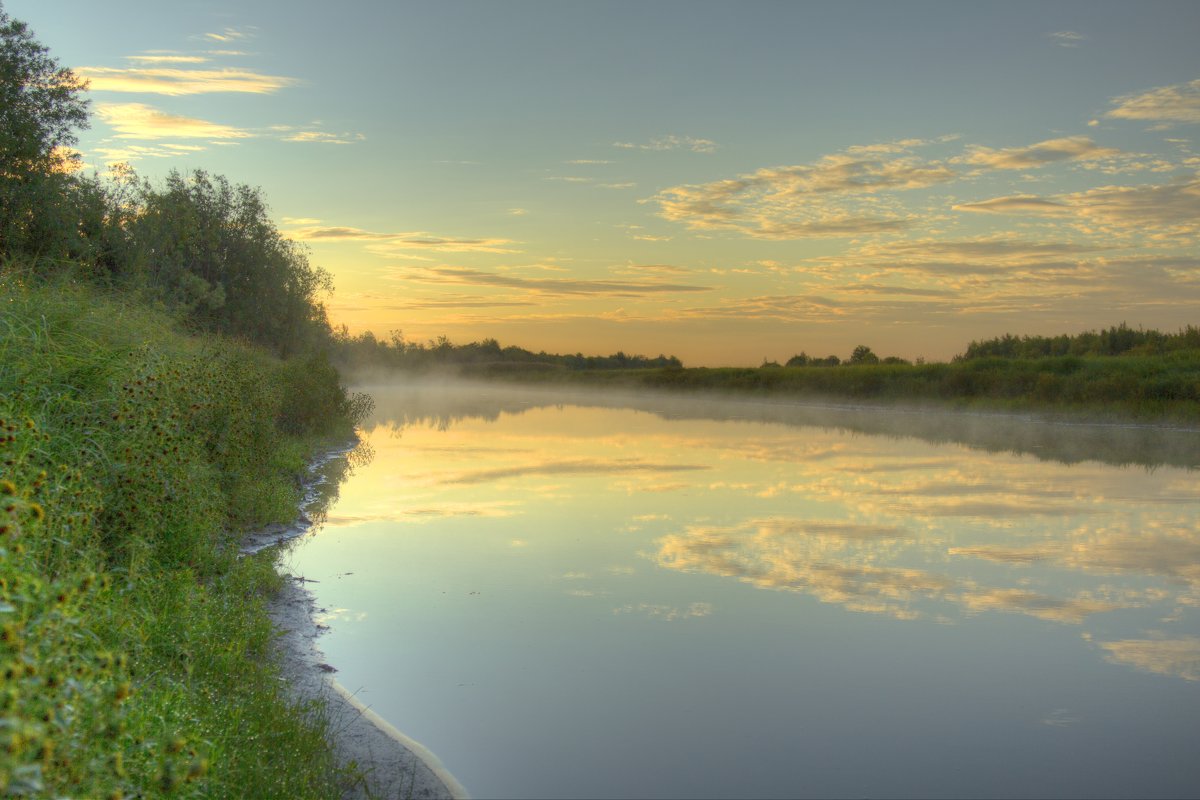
[{"x1": 0, "y1": 275, "x2": 354, "y2": 797}]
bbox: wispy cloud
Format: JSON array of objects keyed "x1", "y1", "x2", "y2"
[
  {"x1": 90, "y1": 143, "x2": 206, "y2": 164},
  {"x1": 283, "y1": 131, "x2": 365, "y2": 145},
  {"x1": 956, "y1": 136, "x2": 1121, "y2": 170},
  {"x1": 1106, "y1": 78, "x2": 1200, "y2": 124},
  {"x1": 201, "y1": 26, "x2": 255, "y2": 43},
  {"x1": 439, "y1": 457, "x2": 710, "y2": 485},
  {"x1": 402, "y1": 266, "x2": 713, "y2": 296},
  {"x1": 953, "y1": 195, "x2": 1073, "y2": 215},
  {"x1": 95, "y1": 102, "x2": 250, "y2": 140},
  {"x1": 1049, "y1": 30, "x2": 1087, "y2": 48},
  {"x1": 77, "y1": 66, "x2": 296, "y2": 95},
  {"x1": 286, "y1": 225, "x2": 519, "y2": 253},
  {"x1": 613, "y1": 134, "x2": 717, "y2": 153},
  {"x1": 126, "y1": 54, "x2": 210, "y2": 65}
]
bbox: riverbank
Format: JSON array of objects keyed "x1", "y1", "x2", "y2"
[
  {"x1": 268, "y1": 572, "x2": 467, "y2": 799},
  {"x1": 246, "y1": 440, "x2": 468, "y2": 799},
  {"x1": 0, "y1": 278, "x2": 362, "y2": 796}
]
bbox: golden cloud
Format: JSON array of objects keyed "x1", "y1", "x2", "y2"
[
  {"x1": 1099, "y1": 636, "x2": 1200, "y2": 681},
  {"x1": 956, "y1": 136, "x2": 1121, "y2": 170},
  {"x1": 286, "y1": 225, "x2": 519, "y2": 253},
  {"x1": 649, "y1": 150, "x2": 954, "y2": 240},
  {"x1": 953, "y1": 178, "x2": 1200, "y2": 235},
  {"x1": 283, "y1": 131, "x2": 365, "y2": 145},
  {"x1": 402, "y1": 266, "x2": 713, "y2": 297},
  {"x1": 95, "y1": 102, "x2": 250, "y2": 140},
  {"x1": 1107, "y1": 78, "x2": 1200, "y2": 124},
  {"x1": 77, "y1": 66, "x2": 295, "y2": 95}
]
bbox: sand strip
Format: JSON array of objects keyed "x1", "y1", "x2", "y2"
[
  {"x1": 246, "y1": 441, "x2": 469, "y2": 799},
  {"x1": 268, "y1": 575, "x2": 468, "y2": 799}
]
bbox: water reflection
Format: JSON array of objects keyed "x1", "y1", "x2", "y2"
[
  {"x1": 364, "y1": 377, "x2": 1200, "y2": 469},
  {"x1": 291, "y1": 380, "x2": 1200, "y2": 798}
]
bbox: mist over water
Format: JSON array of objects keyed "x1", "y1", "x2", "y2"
[{"x1": 290, "y1": 378, "x2": 1200, "y2": 799}]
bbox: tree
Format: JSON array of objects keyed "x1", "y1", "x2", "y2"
[
  {"x1": 0, "y1": 2, "x2": 90, "y2": 255},
  {"x1": 849, "y1": 345, "x2": 879, "y2": 365},
  {"x1": 130, "y1": 170, "x2": 333, "y2": 355}
]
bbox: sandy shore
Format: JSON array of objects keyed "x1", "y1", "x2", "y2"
[
  {"x1": 268, "y1": 574, "x2": 468, "y2": 799},
  {"x1": 245, "y1": 442, "x2": 469, "y2": 799}
]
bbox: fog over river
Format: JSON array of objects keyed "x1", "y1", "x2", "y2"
[{"x1": 288, "y1": 380, "x2": 1200, "y2": 799}]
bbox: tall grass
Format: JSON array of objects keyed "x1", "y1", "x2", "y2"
[{"x1": 0, "y1": 273, "x2": 356, "y2": 796}]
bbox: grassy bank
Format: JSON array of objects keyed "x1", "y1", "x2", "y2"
[
  {"x1": 466, "y1": 353, "x2": 1200, "y2": 423},
  {"x1": 0, "y1": 274, "x2": 362, "y2": 797}
]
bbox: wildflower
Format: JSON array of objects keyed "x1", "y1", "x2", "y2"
[{"x1": 0, "y1": 480, "x2": 15, "y2": 495}]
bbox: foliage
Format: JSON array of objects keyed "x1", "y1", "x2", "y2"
[
  {"x1": 0, "y1": 1, "x2": 89, "y2": 257},
  {"x1": 126, "y1": 170, "x2": 334, "y2": 356},
  {"x1": 0, "y1": 275, "x2": 351, "y2": 797},
  {"x1": 959, "y1": 322, "x2": 1200, "y2": 360},
  {"x1": 331, "y1": 328, "x2": 684, "y2": 374}
]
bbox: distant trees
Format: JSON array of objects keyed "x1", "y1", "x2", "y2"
[
  {"x1": 958, "y1": 323, "x2": 1200, "y2": 360},
  {"x1": 849, "y1": 345, "x2": 879, "y2": 365},
  {"x1": 330, "y1": 329, "x2": 684, "y2": 373}
]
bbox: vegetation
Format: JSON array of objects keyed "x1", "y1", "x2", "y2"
[
  {"x1": 0, "y1": 277, "x2": 366, "y2": 797},
  {"x1": 1, "y1": 6, "x2": 370, "y2": 795},
  {"x1": 958, "y1": 323, "x2": 1200, "y2": 360},
  {"x1": 332, "y1": 329, "x2": 682, "y2": 373}
]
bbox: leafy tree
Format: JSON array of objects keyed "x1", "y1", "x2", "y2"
[
  {"x1": 849, "y1": 344, "x2": 879, "y2": 365},
  {"x1": 786, "y1": 352, "x2": 810, "y2": 367},
  {"x1": 130, "y1": 170, "x2": 333, "y2": 356},
  {"x1": 0, "y1": 2, "x2": 89, "y2": 256}
]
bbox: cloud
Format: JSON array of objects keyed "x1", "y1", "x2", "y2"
[
  {"x1": 126, "y1": 54, "x2": 210, "y2": 65},
  {"x1": 403, "y1": 266, "x2": 713, "y2": 297},
  {"x1": 283, "y1": 131, "x2": 365, "y2": 145},
  {"x1": 508, "y1": 208, "x2": 528, "y2": 216},
  {"x1": 201, "y1": 27, "x2": 255, "y2": 43},
  {"x1": 649, "y1": 148, "x2": 954, "y2": 240},
  {"x1": 565, "y1": 159, "x2": 614, "y2": 164},
  {"x1": 612, "y1": 602, "x2": 713, "y2": 621},
  {"x1": 439, "y1": 457, "x2": 710, "y2": 485},
  {"x1": 90, "y1": 143, "x2": 206, "y2": 164},
  {"x1": 952, "y1": 177, "x2": 1200, "y2": 235},
  {"x1": 1099, "y1": 636, "x2": 1200, "y2": 680},
  {"x1": 1049, "y1": 31, "x2": 1087, "y2": 48},
  {"x1": 959, "y1": 588, "x2": 1113, "y2": 624},
  {"x1": 1107, "y1": 78, "x2": 1200, "y2": 124},
  {"x1": 952, "y1": 195, "x2": 1073, "y2": 215},
  {"x1": 95, "y1": 102, "x2": 250, "y2": 140},
  {"x1": 286, "y1": 225, "x2": 519, "y2": 253},
  {"x1": 613, "y1": 135, "x2": 717, "y2": 153},
  {"x1": 957, "y1": 136, "x2": 1121, "y2": 170},
  {"x1": 77, "y1": 66, "x2": 295, "y2": 95}
]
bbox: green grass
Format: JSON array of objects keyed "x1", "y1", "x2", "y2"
[{"x1": 0, "y1": 272, "x2": 355, "y2": 797}]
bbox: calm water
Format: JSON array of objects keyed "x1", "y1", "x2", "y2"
[{"x1": 289, "y1": 381, "x2": 1200, "y2": 799}]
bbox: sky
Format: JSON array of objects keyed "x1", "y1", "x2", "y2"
[{"x1": 10, "y1": 0, "x2": 1200, "y2": 365}]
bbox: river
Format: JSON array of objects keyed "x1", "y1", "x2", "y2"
[{"x1": 287, "y1": 379, "x2": 1200, "y2": 799}]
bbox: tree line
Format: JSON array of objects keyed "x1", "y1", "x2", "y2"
[
  {"x1": 956, "y1": 323, "x2": 1200, "y2": 361},
  {"x1": 332, "y1": 328, "x2": 683, "y2": 372}
]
